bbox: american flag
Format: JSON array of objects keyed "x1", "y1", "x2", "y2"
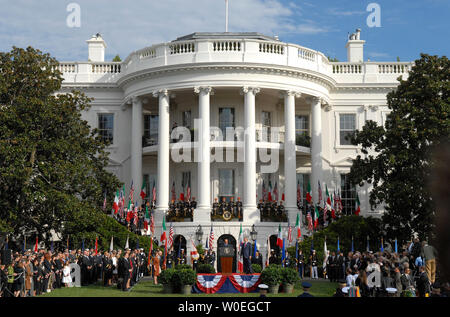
[
  {"x1": 171, "y1": 181, "x2": 176, "y2": 202},
  {"x1": 306, "y1": 211, "x2": 313, "y2": 231},
  {"x1": 152, "y1": 181, "x2": 156, "y2": 202},
  {"x1": 186, "y1": 185, "x2": 191, "y2": 201},
  {"x1": 273, "y1": 182, "x2": 279, "y2": 201},
  {"x1": 133, "y1": 202, "x2": 138, "y2": 226},
  {"x1": 318, "y1": 181, "x2": 322, "y2": 204},
  {"x1": 287, "y1": 222, "x2": 292, "y2": 245},
  {"x1": 150, "y1": 212, "x2": 155, "y2": 235},
  {"x1": 168, "y1": 223, "x2": 174, "y2": 250},
  {"x1": 208, "y1": 225, "x2": 214, "y2": 251},
  {"x1": 103, "y1": 191, "x2": 107, "y2": 211},
  {"x1": 129, "y1": 180, "x2": 134, "y2": 202}
]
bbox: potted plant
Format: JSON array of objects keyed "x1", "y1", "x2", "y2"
[
  {"x1": 159, "y1": 268, "x2": 175, "y2": 294},
  {"x1": 261, "y1": 265, "x2": 282, "y2": 294},
  {"x1": 281, "y1": 268, "x2": 299, "y2": 294},
  {"x1": 251, "y1": 264, "x2": 262, "y2": 273},
  {"x1": 178, "y1": 268, "x2": 197, "y2": 295},
  {"x1": 197, "y1": 264, "x2": 216, "y2": 274}
]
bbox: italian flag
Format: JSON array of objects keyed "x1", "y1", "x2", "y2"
[
  {"x1": 295, "y1": 213, "x2": 301, "y2": 240},
  {"x1": 113, "y1": 189, "x2": 119, "y2": 214},
  {"x1": 277, "y1": 223, "x2": 283, "y2": 248},
  {"x1": 355, "y1": 193, "x2": 361, "y2": 216},
  {"x1": 160, "y1": 215, "x2": 167, "y2": 242},
  {"x1": 140, "y1": 180, "x2": 147, "y2": 200},
  {"x1": 314, "y1": 205, "x2": 320, "y2": 228},
  {"x1": 326, "y1": 185, "x2": 332, "y2": 210},
  {"x1": 306, "y1": 180, "x2": 312, "y2": 204}
]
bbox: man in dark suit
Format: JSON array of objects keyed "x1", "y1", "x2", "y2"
[
  {"x1": 122, "y1": 251, "x2": 132, "y2": 291},
  {"x1": 242, "y1": 237, "x2": 253, "y2": 274}
]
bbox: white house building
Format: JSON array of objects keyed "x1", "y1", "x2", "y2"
[{"x1": 58, "y1": 30, "x2": 413, "y2": 268}]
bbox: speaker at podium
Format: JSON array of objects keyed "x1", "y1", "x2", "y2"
[{"x1": 218, "y1": 244, "x2": 235, "y2": 274}]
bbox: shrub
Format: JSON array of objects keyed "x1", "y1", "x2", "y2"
[
  {"x1": 175, "y1": 264, "x2": 191, "y2": 270},
  {"x1": 159, "y1": 268, "x2": 176, "y2": 285},
  {"x1": 197, "y1": 264, "x2": 216, "y2": 274},
  {"x1": 281, "y1": 268, "x2": 300, "y2": 285},
  {"x1": 260, "y1": 265, "x2": 282, "y2": 286},
  {"x1": 251, "y1": 264, "x2": 262, "y2": 273},
  {"x1": 178, "y1": 269, "x2": 197, "y2": 286}
]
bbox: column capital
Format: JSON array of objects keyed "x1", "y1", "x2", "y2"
[
  {"x1": 194, "y1": 86, "x2": 214, "y2": 95},
  {"x1": 152, "y1": 89, "x2": 170, "y2": 98},
  {"x1": 281, "y1": 90, "x2": 301, "y2": 98},
  {"x1": 305, "y1": 95, "x2": 328, "y2": 106},
  {"x1": 241, "y1": 86, "x2": 260, "y2": 95}
]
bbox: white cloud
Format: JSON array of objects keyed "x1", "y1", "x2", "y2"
[{"x1": 0, "y1": 0, "x2": 332, "y2": 61}]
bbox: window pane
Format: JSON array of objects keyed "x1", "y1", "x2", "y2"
[
  {"x1": 340, "y1": 174, "x2": 356, "y2": 215},
  {"x1": 98, "y1": 114, "x2": 114, "y2": 143},
  {"x1": 144, "y1": 115, "x2": 159, "y2": 144},
  {"x1": 219, "y1": 108, "x2": 235, "y2": 135},
  {"x1": 219, "y1": 169, "x2": 234, "y2": 196},
  {"x1": 182, "y1": 111, "x2": 192, "y2": 129},
  {"x1": 339, "y1": 114, "x2": 356, "y2": 145}
]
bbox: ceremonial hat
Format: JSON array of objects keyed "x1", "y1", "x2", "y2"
[
  {"x1": 301, "y1": 282, "x2": 312, "y2": 289},
  {"x1": 338, "y1": 279, "x2": 346, "y2": 285},
  {"x1": 258, "y1": 284, "x2": 269, "y2": 290},
  {"x1": 386, "y1": 288, "x2": 397, "y2": 294},
  {"x1": 342, "y1": 287, "x2": 349, "y2": 294}
]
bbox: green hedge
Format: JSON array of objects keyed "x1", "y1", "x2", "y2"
[{"x1": 197, "y1": 264, "x2": 216, "y2": 274}]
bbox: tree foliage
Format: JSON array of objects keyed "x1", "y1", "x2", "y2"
[
  {"x1": 0, "y1": 46, "x2": 122, "y2": 245},
  {"x1": 349, "y1": 54, "x2": 450, "y2": 242}
]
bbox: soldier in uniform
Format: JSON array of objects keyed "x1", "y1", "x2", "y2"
[
  {"x1": 328, "y1": 251, "x2": 337, "y2": 282},
  {"x1": 297, "y1": 248, "x2": 305, "y2": 279},
  {"x1": 169, "y1": 199, "x2": 176, "y2": 218},
  {"x1": 220, "y1": 197, "x2": 228, "y2": 217},
  {"x1": 277, "y1": 201, "x2": 285, "y2": 219},
  {"x1": 212, "y1": 198, "x2": 219, "y2": 216},
  {"x1": 166, "y1": 247, "x2": 175, "y2": 269},
  {"x1": 310, "y1": 250, "x2": 319, "y2": 279},
  {"x1": 257, "y1": 199, "x2": 265, "y2": 219},
  {"x1": 236, "y1": 197, "x2": 243, "y2": 220},
  {"x1": 229, "y1": 196, "x2": 236, "y2": 218},
  {"x1": 269, "y1": 250, "x2": 278, "y2": 265},
  {"x1": 264, "y1": 200, "x2": 271, "y2": 218},
  {"x1": 176, "y1": 199, "x2": 184, "y2": 218},
  {"x1": 178, "y1": 249, "x2": 187, "y2": 265}
]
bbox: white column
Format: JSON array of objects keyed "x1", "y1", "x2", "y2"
[
  {"x1": 242, "y1": 87, "x2": 260, "y2": 222},
  {"x1": 153, "y1": 90, "x2": 170, "y2": 215},
  {"x1": 284, "y1": 91, "x2": 301, "y2": 224},
  {"x1": 131, "y1": 96, "x2": 143, "y2": 199},
  {"x1": 194, "y1": 86, "x2": 213, "y2": 222},
  {"x1": 309, "y1": 96, "x2": 323, "y2": 205}
]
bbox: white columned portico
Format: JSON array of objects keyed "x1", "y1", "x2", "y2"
[
  {"x1": 309, "y1": 96, "x2": 323, "y2": 205},
  {"x1": 242, "y1": 87, "x2": 260, "y2": 222},
  {"x1": 194, "y1": 86, "x2": 213, "y2": 222},
  {"x1": 131, "y1": 96, "x2": 143, "y2": 197},
  {"x1": 284, "y1": 91, "x2": 301, "y2": 224},
  {"x1": 153, "y1": 90, "x2": 170, "y2": 220}
]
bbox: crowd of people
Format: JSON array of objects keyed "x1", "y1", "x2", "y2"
[{"x1": 291, "y1": 238, "x2": 447, "y2": 297}]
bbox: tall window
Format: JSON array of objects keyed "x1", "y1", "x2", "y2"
[
  {"x1": 340, "y1": 173, "x2": 356, "y2": 215},
  {"x1": 219, "y1": 108, "x2": 235, "y2": 137},
  {"x1": 339, "y1": 114, "x2": 356, "y2": 145},
  {"x1": 144, "y1": 114, "x2": 159, "y2": 145},
  {"x1": 98, "y1": 113, "x2": 114, "y2": 144},
  {"x1": 261, "y1": 111, "x2": 271, "y2": 142},
  {"x1": 295, "y1": 115, "x2": 310, "y2": 147},
  {"x1": 219, "y1": 169, "x2": 235, "y2": 201}
]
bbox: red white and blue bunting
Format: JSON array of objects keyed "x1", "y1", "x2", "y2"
[{"x1": 193, "y1": 274, "x2": 261, "y2": 294}]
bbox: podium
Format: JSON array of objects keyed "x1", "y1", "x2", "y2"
[{"x1": 219, "y1": 245, "x2": 235, "y2": 274}]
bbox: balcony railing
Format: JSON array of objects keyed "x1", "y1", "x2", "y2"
[{"x1": 58, "y1": 38, "x2": 413, "y2": 85}]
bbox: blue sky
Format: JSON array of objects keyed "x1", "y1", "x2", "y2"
[{"x1": 0, "y1": 0, "x2": 448, "y2": 62}]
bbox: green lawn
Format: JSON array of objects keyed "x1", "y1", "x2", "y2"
[{"x1": 39, "y1": 278, "x2": 338, "y2": 298}]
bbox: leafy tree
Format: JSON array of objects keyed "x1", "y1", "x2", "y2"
[
  {"x1": 0, "y1": 46, "x2": 122, "y2": 245},
  {"x1": 349, "y1": 54, "x2": 449, "y2": 243},
  {"x1": 327, "y1": 56, "x2": 340, "y2": 62},
  {"x1": 112, "y1": 55, "x2": 121, "y2": 62}
]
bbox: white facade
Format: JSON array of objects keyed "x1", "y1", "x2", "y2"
[{"x1": 58, "y1": 32, "x2": 413, "y2": 265}]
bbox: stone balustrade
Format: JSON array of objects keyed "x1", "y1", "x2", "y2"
[{"x1": 57, "y1": 37, "x2": 414, "y2": 85}]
